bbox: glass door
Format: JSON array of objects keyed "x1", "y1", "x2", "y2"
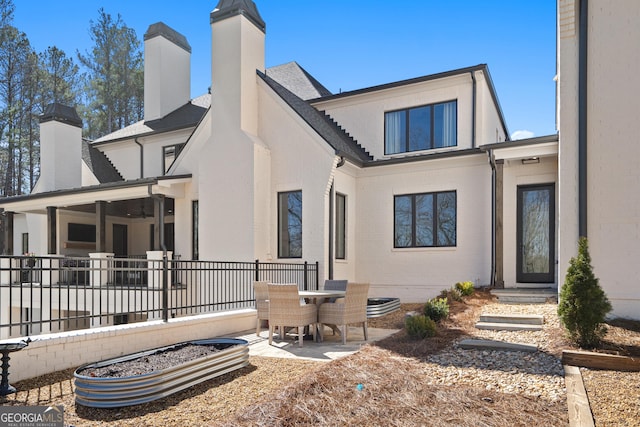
[{"x1": 517, "y1": 184, "x2": 555, "y2": 283}]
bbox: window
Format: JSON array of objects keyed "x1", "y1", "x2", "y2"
[
  {"x1": 335, "y1": 193, "x2": 346, "y2": 259},
  {"x1": 192, "y1": 200, "x2": 199, "y2": 260},
  {"x1": 394, "y1": 191, "x2": 456, "y2": 248},
  {"x1": 385, "y1": 100, "x2": 457, "y2": 154},
  {"x1": 21, "y1": 233, "x2": 28, "y2": 255},
  {"x1": 163, "y1": 143, "x2": 185, "y2": 173},
  {"x1": 278, "y1": 191, "x2": 302, "y2": 258}
]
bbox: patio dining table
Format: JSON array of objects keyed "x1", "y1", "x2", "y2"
[{"x1": 298, "y1": 290, "x2": 346, "y2": 341}]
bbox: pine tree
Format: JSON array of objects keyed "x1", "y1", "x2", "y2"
[{"x1": 558, "y1": 237, "x2": 612, "y2": 347}]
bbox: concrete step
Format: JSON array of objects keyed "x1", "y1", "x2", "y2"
[
  {"x1": 474, "y1": 321, "x2": 543, "y2": 331},
  {"x1": 458, "y1": 339, "x2": 538, "y2": 353},
  {"x1": 491, "y1": 288, "x2": 558, "y2": 305},
  {"x1": 479, "y1": 313, "x2": 544, "y2": 325}
]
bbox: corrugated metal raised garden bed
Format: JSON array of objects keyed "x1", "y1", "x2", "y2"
[
  {"x1": 367, "y1": 297, "x2": 401, "y2": 318},
  {"x1": 74, "y1": 338, "x2": 249, "y2": 408}
]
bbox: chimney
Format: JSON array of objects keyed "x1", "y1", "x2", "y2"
[
  {"x1": 143, "y1": 22, "x2": 191, "y2": 122},
  {"x1": 210, "y1": 0, "x2": 265, "y2": 134},
  {"x1": 38, "y1": 103, "x2": 83, "y2": 192}
]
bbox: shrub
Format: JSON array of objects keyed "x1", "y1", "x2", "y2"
[
  {"x1": 424, "y1": 297, "x2": 450, "y2": 322},
  {"x1": 439, "y1": 287, "x2": 462, "y2": 303},
  {"x1": 455, "y1": 281, "x2": 475, "y2": 296},
  {"x1": 558, "y1": 237, "x2": 612, "y2": 348},
  {"x1": 405, "y1": 314, "x2": 437, "y2": 339}
]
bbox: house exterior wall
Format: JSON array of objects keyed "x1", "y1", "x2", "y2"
[
  {"x1": 332, "y1": 164, "x2": 358, "y2": 281},
  {"x1": 257, "y1": 81, "x2": 336, "y2": 276},
  {"x1": 558, "y1": 0, "x2": 640, "y2": 318},
  {"x1": 96, "y1": 128, "x2": 192, "y2": 180},
  {"x1": 313, "y1": 74, "x2": 474, "y2": 159},
  {"x1": 557, "y1": 0, "x2": 581, "y2": 296},
  {"x1": 585, "y1": 0, "x2": 640, "y2": 318},
  {"x1": 354, "y1": 154, "x2": 492, "y2": 302},
  {"x1": 501, "y1": 156, "x2": 558, "y2": 287},
  {"x1": 476, "y1": 71, "x2": 507, "y2": 144}
]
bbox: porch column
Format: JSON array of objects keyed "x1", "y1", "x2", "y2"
[
  {"x1": 47, "y1": 206, "x2": 57, "y2": 255},
  {"x1": 2, "y1": 210, "x2": 13, "y2": 255},
  {"x1": 495, "y1": 160, "x2": 504, "y2": 288},
  {"x1": 152, "y1": 196, "x2": 165, "y2": 251},
  {"x1": 96, "y1": 201, "x2": 107, "y2": 252}
]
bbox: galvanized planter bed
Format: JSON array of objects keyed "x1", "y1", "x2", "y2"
[
  {"x1": 74, "y1": 338, "x2": 249, "y2": 408},
  {"x1": 367, "y1": 297, "x2": 401, "y2": 318}
]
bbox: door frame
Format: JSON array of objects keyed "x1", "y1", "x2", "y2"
[{"x1": 516, "y1": 183, "x2": 555, "y2": 283}]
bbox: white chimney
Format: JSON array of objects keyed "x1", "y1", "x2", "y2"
[
  {"x1": 210, "y1": 0, "x2": 265, "y2": 134},
  {"x1": 143, "y1": 22, "x2": 191, "y2": 122},
  {"x1": 38, "y1": 103, "x2": 83, "y2": 192}
]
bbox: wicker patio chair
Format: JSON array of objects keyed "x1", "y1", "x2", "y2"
[
  {"x1": 254, "y1": 281, "x2": 269, "y2": 336},
  {"x1": 318, "y1": 282, "x2": 369, "y2": 345},
  {"x1": 267, "y1": 283, "x2": 317, "y2": 347}
]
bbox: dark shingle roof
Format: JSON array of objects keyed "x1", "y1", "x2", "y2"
[
  {"x1": 82, "y1": 141, "x2": 124, "y2": 183},
  {"x1": 266, "y1": 62, "x2": 332, "y2": 100},
  {"x1": 258, "y1": 71, "x2": 373, "y2": 165},
  {"x1": 92, "y1": 95, "x2": 210, "y2": 145}
]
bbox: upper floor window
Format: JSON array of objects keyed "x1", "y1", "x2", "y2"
[
  {"x1": 163, "y1": 143, "x2": 185, "y2": 173},
  {"x1": 278, "y1": 190, "x2": 302, "y2": 258},
  {"x1": 385, "y1": 100, "x2": 457, "y2": 155},
  {"x1": 394, "y1": 191, "x2": 457, "y2": 248}
]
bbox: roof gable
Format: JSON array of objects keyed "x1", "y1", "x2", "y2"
[{"x1": 259, "y1": 71, "x2": 373, "y2": 165}]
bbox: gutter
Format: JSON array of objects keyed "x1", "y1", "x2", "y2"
[
  {"x1": 471, "y1": 71, "x2": 477, "y2": 148},
  {"x1": 578, "y1": 0, "x2": 588, "y2": 237},
  {"x1": 135, "y1": 138, "x2": 144, "y2": 179}
]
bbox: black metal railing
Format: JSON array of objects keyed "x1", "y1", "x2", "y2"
[{"x1": 0, "y1": 255, "x2": 319, "y2": 339}]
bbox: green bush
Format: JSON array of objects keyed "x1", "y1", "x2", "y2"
[
  {"x1": 424, "y1": 297, "x2": 450, "y2": 322},
  {"x1": 405, "y1": 314, "x2": 437, "y2": 339},
  {"x1": 558, "y1": 237, "x2": 612, "y2": 348},
  {"x1": 455, "y1": 281, "x2": 475, "y2": 296},
  {"x1": 439, "y1": 287, "x2": 462, "y2": 303}
]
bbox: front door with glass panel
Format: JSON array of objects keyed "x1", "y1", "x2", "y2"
[{"x1": 516, "y1": 184, "x2": 555, "y2": 283}]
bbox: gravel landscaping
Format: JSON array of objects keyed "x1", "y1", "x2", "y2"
[{"x1": 1, "y1": 290, "x2": 639, "y2": 426}]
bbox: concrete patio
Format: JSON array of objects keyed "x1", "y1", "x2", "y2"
[{"x1": 235, "y1": 326, "x2": 400, "y2": 362}]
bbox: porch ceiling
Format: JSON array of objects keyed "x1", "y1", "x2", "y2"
[{"x1": 0, "y1": 175, "x2": 190, "y2": 215}]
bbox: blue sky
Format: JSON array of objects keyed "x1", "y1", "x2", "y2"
[{"x1": 13, "y1": 1, "x2": 557, "y2": 139}]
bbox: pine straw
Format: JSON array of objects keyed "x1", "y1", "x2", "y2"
[{"x1": 227, "y1": 345, "x2": 566, "y2": 427}]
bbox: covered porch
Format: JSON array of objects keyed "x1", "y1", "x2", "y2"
[{"x1": 0, "y1": 175, "x2": 191, "y2": 259}]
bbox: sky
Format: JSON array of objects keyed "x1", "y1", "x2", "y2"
[{"x1": 12, "y1": 0, "x2": 557, "y2": 139}]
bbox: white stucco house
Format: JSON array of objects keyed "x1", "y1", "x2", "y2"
[{"x1": 0, "y1": 0, "x2": 636, "y2": 319}]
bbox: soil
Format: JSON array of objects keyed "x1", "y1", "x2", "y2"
[{"x1": 77, "y1": 343, "x2": 234, "y2": 378}]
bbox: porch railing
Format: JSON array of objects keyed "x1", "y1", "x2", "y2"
[{"x1": 0, "y1": 255, "x2": 319, "y2": 340}]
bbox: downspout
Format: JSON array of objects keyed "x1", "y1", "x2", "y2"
[
  {"x1": 487, "y1": 149, "x2": 496, "y2": 287},
  {"x1": 470, "y1": 71, "x2": 477, "y2": 148},
  {"x1": 329, "y1": 183, "x2": 334, "y2": 280},
  {"x1": 135, "y1": 138, "x2": 144, "y2": 179},
  {"x1": 148, "y1": 184, "x2": 168, "y2": 321},
  {"x1": 578, "y1": 0, "x2": 588, "y2": 237},
  {"x1": 328, "y1": 156, "x2": 346, "y2": 281}
]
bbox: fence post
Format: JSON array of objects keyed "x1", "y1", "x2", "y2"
[
  {"x1": 255, "y1": 259, "x2": 260, "y2": 282},
  {"x1": 303, "y1": 261, "x2": 308, "y2": 290},
  {"x1": 162, "y1": 253, "x2": 169, "y2": 322},
  {"x1": 315, "y1": 261, "x2": 319, "y2": 290}
]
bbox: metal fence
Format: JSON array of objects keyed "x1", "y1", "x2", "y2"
[{"x1": 0, "y1": 255, "x2": 319, "y2": 340}]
